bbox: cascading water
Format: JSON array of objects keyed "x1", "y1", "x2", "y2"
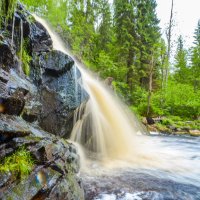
[
  {"x1": 32, "y1": 14, "x2": 146, "y2": 161},
  {"x1": 19, "y1": 18, "x2": 23, "y2": 75},
  {"x1": 11, "y1": 10, "x2": 15, "y2": 47},
  {"x1": 33, "y1": 15, "x2": 200, "y2": 199}
]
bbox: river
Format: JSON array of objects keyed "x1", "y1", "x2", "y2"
[{"x1": 81, "y1": 134, "x2": 200, "y2": 200}]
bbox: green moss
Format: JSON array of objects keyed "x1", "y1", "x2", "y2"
[
  {"x1": 0, "y1": 0, "x2": 17, "y2": 27},
  {"x1": 22, "y1": 49, "x2": 31, "y2": 76},
  {"x1": 18, "y1": 39, "x2": 32, "y2": 76},
  {"x1": 0, "y1": 146, "x2": 34, "y2": 179}
]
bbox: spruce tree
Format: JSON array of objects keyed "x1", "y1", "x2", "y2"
[
  {"x1": 174, "y1": 35, "x2": 188, "y2": 84},
  {"x1": 191, "y1": 20, "x2": 200, "y2": 92}
]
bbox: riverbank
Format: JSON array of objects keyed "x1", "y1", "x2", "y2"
[{"x1": 142, "y1": 117, "x2": 200, "y2": 136}]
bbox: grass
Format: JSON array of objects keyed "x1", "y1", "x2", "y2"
[{"x1": 0, "y1": 146, "x2": 34, "y2": 179}]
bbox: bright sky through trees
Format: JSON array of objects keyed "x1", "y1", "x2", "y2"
[{"x1": 156, "y1": 0, "x2": 200, "y2": 48}]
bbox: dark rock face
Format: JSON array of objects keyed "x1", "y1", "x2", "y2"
[
  {"x1": 40, "y1": 50, "x2": 74, "y2": 75},
  {"x1": 30, "y1": 21, "x2": 53, "y2": 53},
  {"x1": 0, "y1": 3, "x2": 87, "y2": 199},
  {"x1": 0, "y1": 2, "x2": 88, "y2": 137},
  {"x1": 0, "y1": 115, "x2": 84, "y2": 200},
  {"x1": 0, "y1": 40, "x2": 17, "y2": 72}
]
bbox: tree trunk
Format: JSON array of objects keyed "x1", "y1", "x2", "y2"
[
  {"x1": 165, "y1": 0, "x2": 174, "y2": 87},
  {"x1": 127, "y1": 48, "x2": 134, "y2": 91},
  {"x1": 147, "y1": 54, "x2": 154, "y2": 117}
]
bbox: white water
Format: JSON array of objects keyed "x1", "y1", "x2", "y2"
[
  {"x1": 11, "y1": 11, "x2": 15, "y2": 47},
  {"x1": 32, "y1": 15, "x2": 200, "y2": 186},
  {"x1": 19, "y1": 18, "x2": 23, "y2": 75}
]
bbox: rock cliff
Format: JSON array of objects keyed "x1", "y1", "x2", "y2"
[{"x1": 0, "y1": 3, "x2": 86, "y2": 199}]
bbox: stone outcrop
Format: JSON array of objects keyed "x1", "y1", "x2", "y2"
[
  {"x1": 0, "y1": 3, "x2": 87, "y2": 200},
  {"x1": 0, "y1": 115, "x2": 84, "y2": 200}
]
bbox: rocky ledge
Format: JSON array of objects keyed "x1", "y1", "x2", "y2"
[
  {"x1": 0, "y1": 3, "x2": 87, "y2": 200},
  {"x1": 0, "y1": 115, "x2": 84, "y2": 199}
]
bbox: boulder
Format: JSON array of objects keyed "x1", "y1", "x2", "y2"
[
  {"x1": 146, "y1": 117, "x2": 155, "y2": 125},
  {"x1": 189, "y1": 130, "x2": 200, "y2": 136},
  {"x1": 39, "y1": 50, "x2": 74, "y2": 75}
]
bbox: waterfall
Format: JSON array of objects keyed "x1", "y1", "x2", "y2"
[
  {"x1": 73, "y1": 65, "x2": 79, "y2": 105},
  {"x1": 32, "y1": 15, "x2": 147, "y2": 161},
  {"x1": 11, "y1": 11, "x2": 15, "y2": 47},
  {"x1": 19, "y1": 18, "x2": 23, "y2": 75},
  {"x1": 32, "y1": 16, "x2": 200, "y2": 193}
]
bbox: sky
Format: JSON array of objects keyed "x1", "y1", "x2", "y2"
[{"x1": 156, "y1": 0, "x2": 200, "y2": 49}]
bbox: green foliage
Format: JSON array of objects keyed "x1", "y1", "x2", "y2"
[
  {"x1": 151, "y1": 79, "x2": 200, "y2": 118},
  {"x1": 0, "y1": 0, "x2": 17, "y2": 26},
  {"x1": 190, "y1": 20, "x2": 200, "y2": 92},
  {"x1": 18, "y1": 40, "x2": 32, "y2": 76},
  {"x1": 174, "y1": 35, "x2": 189, "y2": 83},
  {"x1": 0, "y1": 147, "x2": 34, "y2": 179},
  {"x1": 21, "y1": 48, "x2": 31, "y2": 76}
]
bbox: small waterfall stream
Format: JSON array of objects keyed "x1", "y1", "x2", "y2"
[
  {"x1": 19, "y1": 18, "x2": 23, "y2": 75},
  {"x1": 33, "y1": 15, "x2": 200, "y2": 200},
  {"x1": 11, "y1": 11, "x2": 15, "y2": 46}
]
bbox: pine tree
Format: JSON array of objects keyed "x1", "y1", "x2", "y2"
[
  {"x1": 191, "y1": 20, "x2": 200, "y2": 92},
  {"x1": 96, "y1": 0, "x2": 113, "y2": 53},
  {"x1": 113, "y1": 0, "x2": 137, "y2": 90},
  {"x1": 136, "y1": 0, "x2": 160, "y2": 88},
  {"x1": 174, "y1": 35, "x2": 188, "y2": 84}
]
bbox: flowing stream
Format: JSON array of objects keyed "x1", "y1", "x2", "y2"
[{"x1": 33, "y1": 15, "x2": 200, "y2": 200}]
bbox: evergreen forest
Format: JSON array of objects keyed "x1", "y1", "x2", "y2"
[{"x1": 1, "y1": 0, "x2": 200, "y2": 131}]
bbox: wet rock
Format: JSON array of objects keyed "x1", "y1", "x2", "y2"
[
  {"x1": 0, "y1": 3, "x2": 85, "y2": 199},
  {"x1": 0, "y1": 114, "x2": 84, "y2": 199},
  {"x1": 0, "y1": 115, "x2": 31, "y2": 143},
  {"x1": 39, "y1": 87, "x2": 70, "y2": 135},
  {"x1": 0, "y1": 96, "x2": 25, "y2": 115},
  {"x1": 0, "y1": 40, "x2": 17, "y2": 71},
  {"x1": 30, "y1": 21, "x2": 53, "y2": 53},
  {"x1": 0, "y1": 68, "x2": 9, "y2": 84},
  {"x1": 22, "y1": 93, "x2": 42, "y2": 122},
  {"x1": 39, "y1": 50, "x2": 74, "y2": 75},
  {"x1": 146, "y1": 117, "x2": 155, "y2": 125},
  {"x1": 0, "y1": 172, "x2": 12, "y2": 188},
  {"x1": 189, "y1": 130, "x2": 200, "y2": 136},
  {"x1": 39, "y1": 86, "x2": 75, "y2": 137},
  {"x1": 0, "y1": 69, "x2": 34, "y2": 115},
  {"x1": 2, "y1": 168, "x2": 60, "y2": 200},
  {"x1": 48, "y1": 176, "x2": 85, "y2": 200}
]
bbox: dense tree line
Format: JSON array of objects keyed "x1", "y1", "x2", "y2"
[{"x1": 2, "y1": 0, "x2": 200, "y2": 119}]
